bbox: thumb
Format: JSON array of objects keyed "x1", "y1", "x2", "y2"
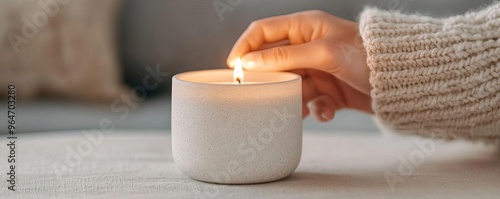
[{"x1": 241, "y1": 40, "x2": 331, "y2": 72}]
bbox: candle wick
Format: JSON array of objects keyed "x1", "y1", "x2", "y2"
[{"x1": 236, "y1": 78, "x2": 241, "y2": 84}]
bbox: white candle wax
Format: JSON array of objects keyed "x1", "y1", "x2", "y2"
[{"x1": 172, "y1": 69, "x2": 302, "y2": 184}]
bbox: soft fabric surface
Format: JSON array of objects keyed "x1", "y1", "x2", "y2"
[
  {"x1": 0, "y1": 0, "x2": 127, "y2": 101},
  {"x1": 1, "y1": 130, "x2": 499, "y2": 198}
]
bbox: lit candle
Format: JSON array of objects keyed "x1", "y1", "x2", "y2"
[
  {"x1": 233, "y1": 57, "x2": 244, "y2": 84},
  {"x1": 171, "y1": 60, "x2": 302, "y2": 184}
]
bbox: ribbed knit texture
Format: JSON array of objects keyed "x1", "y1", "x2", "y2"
[{"x1": 359, "y1": 2, "x2": 500, "y2": 141}]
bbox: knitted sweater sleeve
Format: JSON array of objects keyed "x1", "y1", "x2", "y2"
[{"x1": 359, "y1": 3, "x2": 500, "y2": 140}]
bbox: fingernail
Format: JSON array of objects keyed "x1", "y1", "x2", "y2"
[
  {"x1": 321, "y1": 109, "x2": 334, "y2": 120},
  {"x1": 229, "y1": 60, "x2": 235, "y2": 68},
  {"x1": 245, "y1": 61, "x2": 256, "y2": 68},
  {"x1": 242, "y1": 59, "x2": 258, "y2": 69},
  {"x1": 241, "y1": 54, "x2": 260, "y2": 69}
]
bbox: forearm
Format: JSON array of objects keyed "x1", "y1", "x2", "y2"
[{"x1": 359, "y1": 2, "x2": 500, "y2": 140}]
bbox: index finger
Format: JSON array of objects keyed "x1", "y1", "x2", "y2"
[{"x1": 227, "y1": 14, "x2": 298, "y2": 68}]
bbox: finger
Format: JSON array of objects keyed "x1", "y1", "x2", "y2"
[
  {"x1": 307, "y1": 95, "x2": 337, "y2": 122},
  {"x1": 227, "y1": 13, "x2": 308, "y2": 68},
  {"x1": 310, "y1": 69, "x2": 373, "y2": 114},
  {"x1": 296, "y1": 69, "x2": 334, "y2": 119},
  {"x1": 241, "y1": 40, "x2": 330, "y2": 72},
  {"x1": 229, "y1": 40, "x2": 291, "y2": 67},
  {"x1": 299, "y1": 71, "x2": 316, "y2": 119},
  {"x1": 260, "y1": 40, "x2": 290, "y2": 50},
  {"x1": 302, "y1": 103, "x2": 310, "y2": 119}
]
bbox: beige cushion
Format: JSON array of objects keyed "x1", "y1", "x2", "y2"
[{"x1": 0, "y1": 0, "x2": 127, "y2": 101}]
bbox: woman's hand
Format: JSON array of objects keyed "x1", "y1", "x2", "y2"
[{"x1": 227, "y1": 10, "x2": 373, "y2": 121}]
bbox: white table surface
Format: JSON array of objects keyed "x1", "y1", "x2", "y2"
[{"x1": 1, "y1": 130, "x2": 499, "y2": 199}]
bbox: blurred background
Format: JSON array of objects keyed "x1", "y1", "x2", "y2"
[{"x1": 0, "y1": 0, "x2": 495, "y2": 133}]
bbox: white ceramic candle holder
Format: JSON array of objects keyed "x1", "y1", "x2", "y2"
[{"x1": 172, "y1": 69, "x2": 302, "y2": 184}]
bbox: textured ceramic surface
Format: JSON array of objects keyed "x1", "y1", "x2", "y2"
[{"x1": 172, "y1": 69, "x2": 302, "y2": 184}]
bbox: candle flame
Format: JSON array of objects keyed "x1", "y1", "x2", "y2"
[{"x1": 233, "y1": 58, "x2": 244, "y2": 84}]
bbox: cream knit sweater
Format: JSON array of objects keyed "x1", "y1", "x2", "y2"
[{"x1": 359, "y1": 2, "x2": 500, "y2": 141}]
